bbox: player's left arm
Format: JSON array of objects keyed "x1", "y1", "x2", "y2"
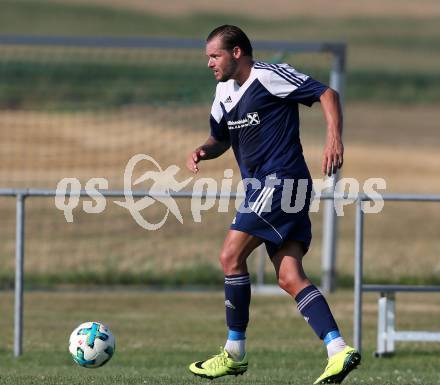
[
  {"x1": 319, "y1": 88, "x2": 344, "y2": 177},
  {"x1": 263, "y1": 65, "x2": 343, "y2": 176}
]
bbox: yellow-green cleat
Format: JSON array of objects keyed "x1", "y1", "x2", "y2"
[
  {"x1": 189, "y1": 347, "x2": 248, "y2": 379},
  {"x1": 313, "y1": 346, "x2": 361, "y2": 384}
]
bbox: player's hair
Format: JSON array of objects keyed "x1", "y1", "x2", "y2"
[{"x1": 207, "y1": 25, "x2": 253, "y2": 57}]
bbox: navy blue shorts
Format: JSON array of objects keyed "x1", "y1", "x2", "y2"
[{"x1": 231, "y1": 176, "x2": 312, "y2": 257}]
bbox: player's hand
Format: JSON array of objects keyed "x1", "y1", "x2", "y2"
[
  {"x1": 186, "y1": 148, "x2": 206, "y2": 174},
  {"x1": 322, "y1": 137, "x2": 344, "y2": 176}
]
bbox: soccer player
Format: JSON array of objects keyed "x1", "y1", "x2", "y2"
[{"x1": 186, "y1": 25, "x2": 361, "y2": 384}]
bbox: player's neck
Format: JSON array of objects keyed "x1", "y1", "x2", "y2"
[{"x1": 234, "y1": 59, "x2": 254, "y2": 86}]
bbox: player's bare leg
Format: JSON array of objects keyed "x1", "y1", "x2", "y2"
[
  {"x1": 271, "y1": 239, "x2": 310, "y2": 296},
  {"x1": 219, "y1": 229, "x2": 262, "y2": 275},
  {"x1": 189, "y1": 230, "x2": 262, "y2": 379},
  {"x1": 271, "y1": 240, "x2": 361, "y2": 384}
]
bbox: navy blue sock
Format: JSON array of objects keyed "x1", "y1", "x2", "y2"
[
  {"x1": 224, "y1": 273, "x2": 251, "y2": 333},
  {"x1": 295, "y1": 285, "x2": 339, "y2": 340}
]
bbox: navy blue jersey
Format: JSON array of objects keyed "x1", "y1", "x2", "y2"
[{"x1": 210, "y1": 61, "x2": 327, "y2": 180}]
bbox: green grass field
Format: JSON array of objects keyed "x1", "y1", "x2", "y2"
[{"x1": 0, "y1": 290, "x2": 439, "y2": 385}]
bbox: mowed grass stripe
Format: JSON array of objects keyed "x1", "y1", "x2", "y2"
[
  {"x1": 1, "y1": 59, "x2": 440, "y2": 109},
  {"x1": 1, "y1": 0, "x2": 440, "y2": 45}
]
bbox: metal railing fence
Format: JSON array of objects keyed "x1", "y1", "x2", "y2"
[
  {"x1": 1, "y1": 188, "x2": 440, "y2": 356},
  {"x1": 353, "y1": 193, "x2": 440, "y2": 353}
]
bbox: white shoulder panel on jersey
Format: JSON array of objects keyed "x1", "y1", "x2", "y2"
[
  {"x1": 213, "y1": 72, "x2": 260, "y2": 114},
  {"x1": 210, "y1": 82, "x2": 228, "y2": 123},
  {"x1": 254, "y1": 62, "x2": 309, "y2": 98}
]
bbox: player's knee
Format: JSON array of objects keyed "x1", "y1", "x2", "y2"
[
  {"x1": 219, "y1": 247, "x2": 241, "y2": 273},
  {"x1": 277, "y1": 273, "x2": 296, "y2": 295}
]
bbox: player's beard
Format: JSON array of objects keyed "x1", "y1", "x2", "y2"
[{"x1": 219, "y1": 58, "x2": 239, "y2": 82}]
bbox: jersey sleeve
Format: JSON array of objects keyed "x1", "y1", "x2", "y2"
[
  {"x1": 285, "y1": 77, "x2": 328, "y2": 106},
  {"x1": 209, "y1": 85, "x2": 230, "y2": 143},
  {"x1": 262, "y1": 63, "x2": 328, "y2": 107}
]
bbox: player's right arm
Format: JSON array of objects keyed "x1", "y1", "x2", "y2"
[
  {"x1": 186, "y1": 136, "x2": 230, "y2": 174},
  {"x1": 187, "y1": 83, "x2": 231, "y2": 174}
]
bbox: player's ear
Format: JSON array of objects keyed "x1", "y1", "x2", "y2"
[{"x1": 232, "y1": 46, "x2": 241, "y2": 59}]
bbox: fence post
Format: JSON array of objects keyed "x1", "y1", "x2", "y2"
[
  {"x1": 257, "y1": 245, "x2": 266, "y2": 287},
  {"x1": 353, "y1": 197, "x2": 364, "y2": 352},
  {"x1": 14, "y1": 193, "x2": 26, "y2": 357},
  {"x1": 321, "y1": 45, "x2": 346, "y2": 293}
]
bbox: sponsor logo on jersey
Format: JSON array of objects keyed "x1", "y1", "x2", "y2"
[
  {"x1": 227, "y1": 112, "x2": 260, "y2": 130},
  {"x1": 247, "y1": 112, "x2": 260, "y2": 125},
  {"x1": 224, "y1": 96, "x2": 232, "y2": 103}
]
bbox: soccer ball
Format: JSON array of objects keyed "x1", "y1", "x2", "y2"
[{"x1": 69, "y1": 321, "x2": 115, "y2": 368}]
